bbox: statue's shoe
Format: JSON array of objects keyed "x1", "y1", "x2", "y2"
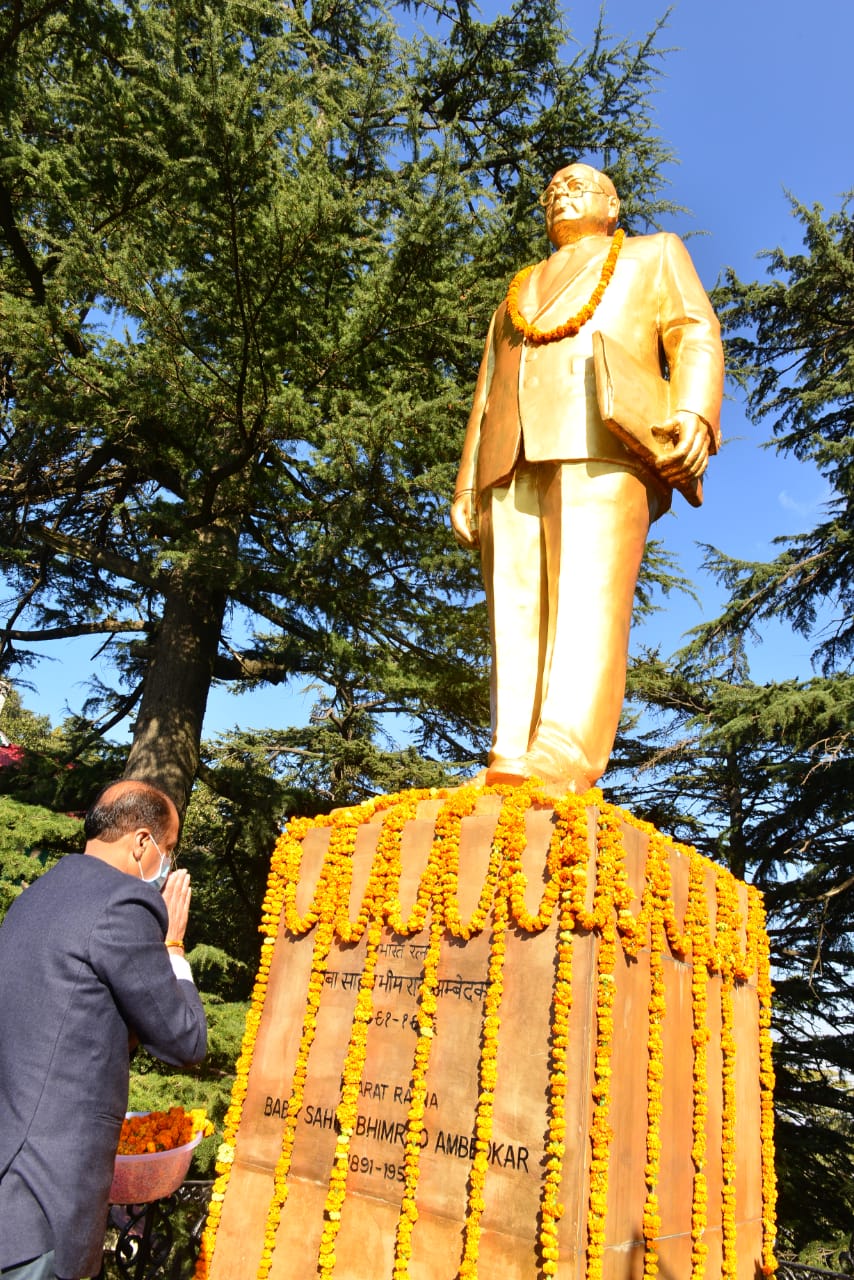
[
  {"x1": 483, "y1": 748, "x2": 596, "y2": 795},
  {"x1": 523, "y1": 742, "x2": 595, "y2": 795},
  {"x1": 484, "y1": 755, "x2": 530, "y2": 785}
]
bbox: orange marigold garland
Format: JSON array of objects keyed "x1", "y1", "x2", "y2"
[
  {"x1": 506, "y1": 229, "x2": 626, "y2": 345},
  {"x1": 564, "y1": 790, "x2": 600, "y2": 933},
  {"x1": 539, "y1": 875, "x2": 574, "y2": 1276},
  {"x1": 456, "y1": 784, "x2": 527, "y2": 1277},
  {"x1": 755, "y1": 889, "x2": 779, "y2": 1276},
  {"x1": 585, "y1": 803, "x2": 622, "y2": 1280},
  {"x1": 686, "y1": 849, "x2": 711, "y2": 1279},
  {"x1": 716, "y1": 869, "x2": 741, "y2": 1280},
  {"x1": 641, "y1": 833, "x2": 670, "y2": 1278},
  {"x1": 192, "y1": 812, "x2": 309, "y2": 1280},
  {"x1": 392, "y1": 836, "x2": 446, "y2": 1278},
  {"x1": 196, "y1": 785, "x2": 777, "y2": 1280},
  {"x1": 318, "y1": 915, "x2": 385, "y2": 1276}
]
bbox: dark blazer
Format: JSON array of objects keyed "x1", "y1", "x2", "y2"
[{"x1": 0, "y1": 854, "x2": 207, "y2": 1278}]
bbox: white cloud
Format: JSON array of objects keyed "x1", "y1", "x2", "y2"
[{"x1": 777, "y1": 488, "x2": 828, "y2": 518}]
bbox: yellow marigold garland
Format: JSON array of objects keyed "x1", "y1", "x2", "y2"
[
  {"x1": 278, "y1": 813, "x2": 334, "y2": 935},
  {"x1": 506, "y1": 229, "x2": 626, "y2": 345},
  {"x1": 381, "y1": 790, "x2": 433, "y2": 936},
  {"x1": 258, "y1": 804, "x2": 368, "y2": 1279},
  {"x1": 641, "y1": 833, "x2": 670, "y2": 1278},
  {"x1": 196, "y1": 783, "x2": 777, "y2": 1280},
  {"x1": 687, "y1": 850, "x2": 711, "y2": 1279},
  {"x1": 716, "y1": 870, "x2": 740, "y2": 1280},
  {"x1": 585, "y1": 803, "x2": 621, "y2": 1280},
  {"x1": 539, "y1": 876, "x2": 574, "y2": 1275},
  {"x1": 318, "y1": 912, "x2": 386, "y2": 1275},
  {"x1": 756, "y1": 892, "x2": 779, "y2": 1276},
  {"x1": 392, "y1": 839, "x2": 446, "y2": 1277},
  {"x1": 507, "y1": 782, "x2": 562, "y2": 932},
  {"x1": 457, "y1": 783, "x2": 528, "y2": 1276},
  {"x1": 193, "y1": 838, "x2": 297, "y2": 1280},
  {"x1": 260, "y1": 914, "x2": 334, "y2": 1279},
  {"x1": 439, "y1": 783, "x2": 495, "y2": 939}
]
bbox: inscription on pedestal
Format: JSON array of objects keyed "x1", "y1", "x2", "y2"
[{"x1": 204, "y1": 793, "x2": 771, "y2": 1280}]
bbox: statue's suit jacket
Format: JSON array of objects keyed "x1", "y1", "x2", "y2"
[
  {"x1": 0, "y1": 855, "x2": 207, "y2": 1278},
  {"x1": 462, "y1": 231, "x2": 724, "y2": 507}
]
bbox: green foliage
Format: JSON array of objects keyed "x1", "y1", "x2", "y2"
[
  {"x1": 186, "y1": 944, "x2": 252, "y2": 1004},
  {"x1": 0, "y1": 0, "x2": 679, "y2": 806},
  {"x1": 613, "y1": 192, "x2": 854, "y2": 1256},
  {"x1": 0, "y1": 793, "x2": 82, "y2": 859},
  {"x1": 178, "y1": 743, "x2": 282, "y2": 985},
  {"x1": 709, "y1": 194, "x2": 854, "y2": 674},
  {"x1": 128, "y1": 991, "x2": 250, "y2": 1177},
  {"x1": 0, "y1": 683, "x2": 52, "y2": 748},
  {"x1": 634, "y1": 537, "x2": 694, "y2": 624},
  {"x1": 0, "y1": 684, "x2": 126, "y2": 816},
  {"x1": 0, "y1": 793, "x2": 82, "y2": 914},
  {"x1": 613, "y1": 641, "x2": 854, "y2": 1253},
  {"x1": 795, "y1": 1233, "x2": 854, "y2": 1273}
]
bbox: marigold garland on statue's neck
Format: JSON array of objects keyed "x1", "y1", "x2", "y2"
[
  {"x1": 195, "y1": 781, "x2": 778, "y2": 1280},
  {"x1": 505, "y1": 228, "x2": 626, "y2": 345}
]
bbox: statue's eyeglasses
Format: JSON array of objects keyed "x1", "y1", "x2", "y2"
[{"x1": 539, "y1": 182, "x2": 606, "y2": 207}]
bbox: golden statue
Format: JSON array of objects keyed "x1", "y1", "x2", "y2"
[{"x1": 452, "y1": 163, "x2": 724, "y2": 792}]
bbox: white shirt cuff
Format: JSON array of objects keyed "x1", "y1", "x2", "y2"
[{"x1": 168, "y1": 951, "x2": 194, "y2": 983}]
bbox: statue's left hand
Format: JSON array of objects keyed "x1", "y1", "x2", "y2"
[{"x1": 655, "y1": 411, "x2": 710, "y2": 485}]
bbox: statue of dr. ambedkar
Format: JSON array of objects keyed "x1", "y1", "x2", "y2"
[{"x1": 452, "y1": 163, "x2": 724, "y2": 792}]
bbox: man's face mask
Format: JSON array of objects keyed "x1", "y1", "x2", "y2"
[{"x1": 138, "y1": 834, "x2": 171, "y2": 892}]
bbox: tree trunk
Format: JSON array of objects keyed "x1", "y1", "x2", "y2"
[{"x1": 124, "y1": 577, "x2": 228, "y2": 816}]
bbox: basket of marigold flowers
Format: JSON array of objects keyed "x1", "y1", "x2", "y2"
[{"x1": 109, "y1": 1107, "x2": 214, "y2": 1203}]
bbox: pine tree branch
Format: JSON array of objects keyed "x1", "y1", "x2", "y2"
[
  {"x1": 27, "y1": 527, "x2": 161, "y2": 590},
  {"x1": 1, "y1": 619, "x2": 146, "y2": 642}
]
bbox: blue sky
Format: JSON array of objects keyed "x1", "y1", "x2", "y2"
[
  {"x1": 13, "y1": 0, "x2": 854, "y2": 739},
  {"x1": 569, "y1": 0, "x2": 853, "y2": 680}
]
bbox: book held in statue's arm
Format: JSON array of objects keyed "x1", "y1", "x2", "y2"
[{"x1": 592, "y1": 329, "x2": 703, "y2": 508}]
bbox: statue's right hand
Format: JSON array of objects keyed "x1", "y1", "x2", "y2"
[{"x1": 451, "y1": 491, "x2": 479, "y2": 549}]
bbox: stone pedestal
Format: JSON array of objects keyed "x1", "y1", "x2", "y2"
[{"x1": 201, "y1": 787, "x2": 775, "y2": 1279}]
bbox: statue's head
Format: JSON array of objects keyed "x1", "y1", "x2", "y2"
[{"x1": 540, "y1": 163, "x2": 620, "y2": 248}]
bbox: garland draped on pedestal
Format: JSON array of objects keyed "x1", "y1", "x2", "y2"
[{"x1": 196, "y1": 781, "x2": 777, "y2": 1280}]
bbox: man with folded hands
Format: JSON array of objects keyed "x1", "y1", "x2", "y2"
[{"x1": 0, "y1": 779, "x2": 207, "y2": 1280}]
